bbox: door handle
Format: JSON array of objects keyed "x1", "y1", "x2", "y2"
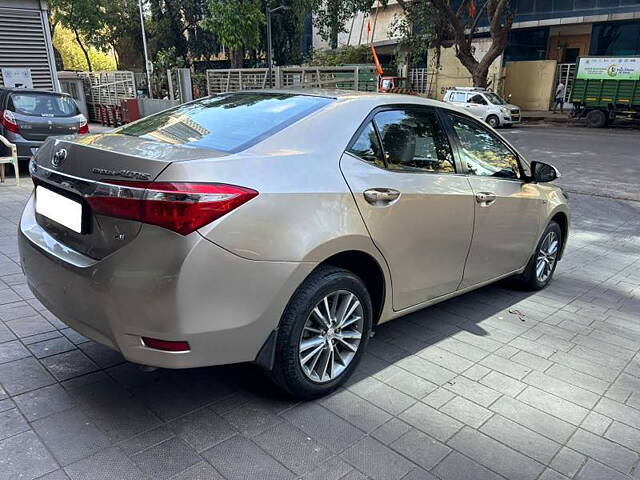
[
  {"x1": 475, "y1": 191, "x2": 496, "y2": 207},
  {"x1": 363, "y1": 188, "x2": 401, "y2": 206}
]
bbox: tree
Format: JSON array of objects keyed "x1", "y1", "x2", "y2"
[
  {"x1": 202, "y1": 0, "x2": 265, "y2": 68},
  {"x1": 49, "y1": 0, "x2": 105, "y2": 71},
  {"x1": 424, "y1": 0, "x2": 514, "y2": 87},
  {"x1": 53, "y1": 25, "x2": 117, "y2": 71},
  {"x1": 312, "y1": 0, "x2": 513, "y2": 88}
]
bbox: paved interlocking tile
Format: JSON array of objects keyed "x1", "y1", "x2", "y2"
[
  {"x1": 440, "y1": 395, "x2": 493, "y2": 428},
  {"x1": 490, "y1": 396, "x2": 576, "y2": 443},
  {"x1": 203, "y1": 435, "x2": 295, "y2": 480},
  {"x1": 389, "y1": 428, "x2": 450, "y2": 470},
  {"x1": 568, "y1": 428, "x2": 639, "y2": 474},
  {"x1": 480, "y1": 414, "x2": 561, "y2": 464},
  {"x1": 0, "y1": 431, "x2": 58, "y2": 479},
  {"x1": 448, "y1": 426, "x2": 545, "y2": 480},
  {"x1": 131, "y1": 437, "x2": 201, "y2": 480},
  {"x1": 32, "y1": 408, "x2": 111, "y2": 466},
  {"x1": 433, "y1": 451, "x2": 504, "y2": 480},
  {"x1": 399, "y1": 401, "x2": 463, "y2": 442},
  {"x1": 64, "y1": 447, "x2": 144, "y2": 480},
  {"x1": 341, "y1": 436, "x2": 414, "y2": 480},
  {"x1": 0, "y1": 356, "x2": 55, "y2": 395},
  {"x1": 254, "y1": 422, "x2": 332, "y2": 475}
]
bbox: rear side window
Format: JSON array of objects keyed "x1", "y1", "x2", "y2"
[
  {"x1": 118, "y1": 92, "x2": 334, "y2": 153},
  {"x1": 373, "y1": 109, "x2": 455, "y2": 174},
  {"x1": 8, "y1": 93, "x2": 79, "y2": 117},
  {"x1": 449, "y1": 92, "x2": 467, "y2": 102}
]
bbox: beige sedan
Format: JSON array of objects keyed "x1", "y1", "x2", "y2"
[{"x1": 19, "y1": 90, "x2": 569, "y2": 398}]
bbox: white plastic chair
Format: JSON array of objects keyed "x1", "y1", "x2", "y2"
[{"x1": 0, "y1": 134, "x2": 19, "y2": 186}]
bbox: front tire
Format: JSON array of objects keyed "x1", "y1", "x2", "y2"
[
  {"x1": 271, "y1": 266, "x2": 372, "y2": 399},
  {"x1": 518, "y1": 221, "x2": 562, "y2": 290},
  {"x1": 486, "y1": 115, "x2": 500, "y2": 128}
]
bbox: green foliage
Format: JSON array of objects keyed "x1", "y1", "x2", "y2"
[
  {"x1": 305, "y1": 45, "x2": 371, "y2": 66},
  {"x1": 202, "y1": 0, "x2": 265, "y2": 51},
  {"x1": 53, "y1": 25, "x2": 117, "y2": 71}
]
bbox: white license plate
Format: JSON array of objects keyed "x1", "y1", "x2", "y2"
[{"x1": 35, "y1": 186, "x2": 83, "y2": 233}]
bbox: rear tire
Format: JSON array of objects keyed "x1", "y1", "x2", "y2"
[
  {"x1": 486, "y1": 115, "x2": 500, "y2": 128},
  {"x1": 585, "y1": 109, "x2": 607, "y2": 128},
  {"x1": 517, "y1": 221, "x2": 562, "y2": 291},
  {"x1": 270, "y1": 266, "x2": 372, "y2": 399}
]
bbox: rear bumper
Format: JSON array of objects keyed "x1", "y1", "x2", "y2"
[{"x1": 19, "y1": 194, "x2": 315, "y2": 368}]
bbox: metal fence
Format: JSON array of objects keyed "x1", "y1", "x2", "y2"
[
  {"x1": 205, "y1": 66, "x2": 378, "y2": 95},
  {"x1": 78, "y1": 71, "x2": 136, "y2": 121}
]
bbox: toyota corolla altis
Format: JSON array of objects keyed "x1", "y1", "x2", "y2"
[{"x1": 19, "y1": 91, "x2": 569, "y2": 398}]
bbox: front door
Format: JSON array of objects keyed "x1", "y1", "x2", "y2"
[
  {"x1": 340, "y1": 107, "x2": 474, "y2": 310},
  {"x1": 465, "y1": 93, "x2": 488, "y2": 120},
  {"x1": 443, "y1": 112, "x2": 542, "y2": 288}
]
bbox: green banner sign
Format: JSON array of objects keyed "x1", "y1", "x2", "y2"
[{"x1": 577, "y1": 57, "x2": 640, "y2": 80}]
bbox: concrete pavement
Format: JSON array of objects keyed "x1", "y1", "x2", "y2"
[{"x1": 0, "y1": 127, "x2": 639, "y2": 479}]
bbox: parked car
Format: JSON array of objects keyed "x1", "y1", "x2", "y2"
[
  {"x1": 19, "y1": 90, "x2": 568, "y2": 399},
  {"x1": 0, "y1": 88, "x2": 88, "y2": 161},
  {"x1": 443, "y1": 87, "x2": 521, "y2": 128}
]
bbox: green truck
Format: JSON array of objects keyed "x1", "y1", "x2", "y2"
[{"x1": 570, "y1": 56, "x2": 640, "y2": 127}]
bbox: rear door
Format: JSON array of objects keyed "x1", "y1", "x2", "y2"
[
  {"x1": 340, "y1": 106, "x2": 474, "y2": 310},
  {"x1": 442, "y1": 111, "x2": 542, "y2": 287}
]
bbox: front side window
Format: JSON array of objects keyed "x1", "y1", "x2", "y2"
[
  {"x1": 373, "y1": 109, "x2": 455, "y2": 174},
  {"x1": 118, "y1": 92, "x2": 333, "y2": 153},
  {"x1": 469, "y1": 94, "x2": 488, "y2": 105},
  {"x1": 484, "y1": 93, "x2": 506, "y2": 105},
  {"x1": 9, "y1": 93, "x2": 79, "y2": 117},
  {"x1": 448, "y1": 114, "x2": 520, "y2": 178},
  {"x1": 348, "y1": 122, "x2": 384, "y2": 167}
]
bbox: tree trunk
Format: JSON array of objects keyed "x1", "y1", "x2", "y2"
[
  {"x1": 73, "y1": 27, "x2": 92, "y2": 72},
  {"x1": 229, "y1": 47, "x2": 244, "y2": 68},
  {"x1": 471, "y1": 66, "x2": 490, "y2": 88}
]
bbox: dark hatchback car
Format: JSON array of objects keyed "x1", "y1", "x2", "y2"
[{"x1": 0, "y1": 88, "x2": 88, "y2": 160}]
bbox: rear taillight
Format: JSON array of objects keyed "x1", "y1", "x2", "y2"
[
  {"x1": 0, "y1": 110, "x2": 19, "y2": 133},
  {"x1": 78, "y1": 119, "x2": 89, "y2": 134},
  {"x1": 86, "y1": 181, "x2": 258, "y2": 235}
]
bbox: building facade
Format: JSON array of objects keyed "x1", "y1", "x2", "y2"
[{"x1": 0, "y1": 0, "x2": 59, "y2": 91}]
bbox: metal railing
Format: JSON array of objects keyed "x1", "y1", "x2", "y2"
[{"x1": 205, "y1": 66, "x2": 378, "y2": 95}]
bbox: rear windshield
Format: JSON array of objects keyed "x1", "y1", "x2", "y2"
[
  {"x1": 118, "y1": 92, "x2": 334, "y2": 152},
  {"x1": 8, "y1": 93, "x2": 80, "y2": 117}
]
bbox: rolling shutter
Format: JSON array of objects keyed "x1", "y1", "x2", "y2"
[{"x1": 0, "y1": 7, "x2": 55, "y2": 90}]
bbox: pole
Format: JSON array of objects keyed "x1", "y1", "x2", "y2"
[
  {"x1": 266, "y1": 7, "x2": 273, "y2": 88},
  {"x1": 139, "y1": 0, "x2": 153, "y2": 98}
]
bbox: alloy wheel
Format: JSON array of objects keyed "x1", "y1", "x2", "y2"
[
  {"x1": 535, "y1": 231, "x2": 559, "y2": 283},
  {"x1": 298, "y1": 290, "x2": 364, "y2": 383}
]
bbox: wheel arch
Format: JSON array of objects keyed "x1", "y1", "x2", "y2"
[
  {"x1": 255, "y1": 248, "x2": 390, "y2": 371},
  {"x1": 550, "y1": 211, "x2": 569, "y2": 260},
  {"x1": 318, "y1": 250, "x2": 387, "y2": 326}
]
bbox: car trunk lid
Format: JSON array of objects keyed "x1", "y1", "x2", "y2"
[{"x1": 30, "y1": 134, "x2": 225, "y2": 259}]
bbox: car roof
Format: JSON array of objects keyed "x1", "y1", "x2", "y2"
[{"x1": 238, "y1": 88, "x2": 458, "y2": 109}]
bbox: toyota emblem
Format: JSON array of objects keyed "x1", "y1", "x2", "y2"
[{"x1": 52, "y1": 148, "x2": 67, "y2": 168}]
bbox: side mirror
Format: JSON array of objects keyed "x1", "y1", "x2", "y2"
[{"x1": 531, "y1": 161, "x2": 559, "y2": 183}]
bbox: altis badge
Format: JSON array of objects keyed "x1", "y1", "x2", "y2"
[{"x1": 91, "y1": 168, "x2": 152, "y2": 181}]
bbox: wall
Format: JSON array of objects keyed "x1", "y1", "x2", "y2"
[
  {"x1": 547, "y1": 24, "x2": 592, "y2": 62},
  {"x1": 428, "y1": 39, "x2": 504, "y2": 100},
  {"x1": 312, "y1": 2, "x2": 403, "y2": 49},
  {"x1": 138, "y1": 98, "x2": 179, "y2": 118},
  {"x1": 503, "y1": 60, "x2": 557, "y2": 111}
]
